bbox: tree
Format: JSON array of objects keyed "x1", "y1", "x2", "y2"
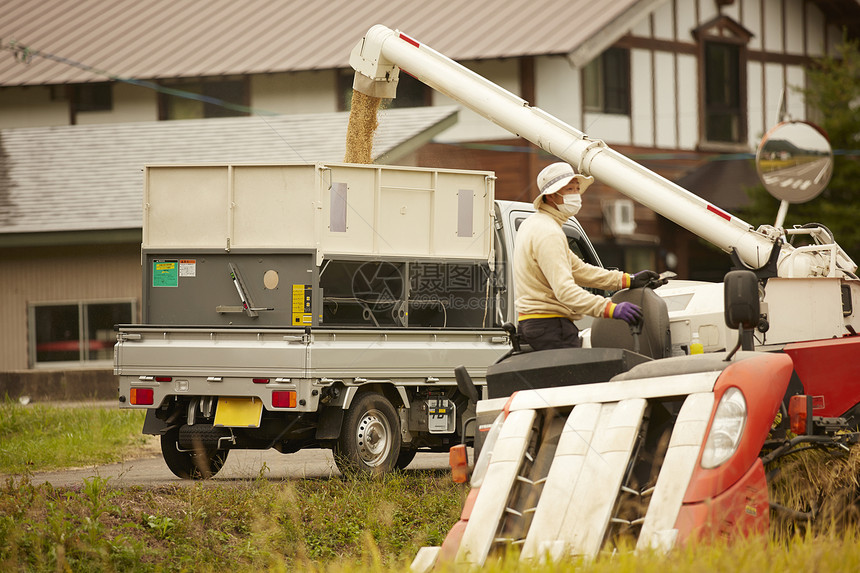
[{"x1": 740, "y1": 38, "x2": 860, "y2": 257}]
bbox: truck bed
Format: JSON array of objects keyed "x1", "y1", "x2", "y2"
[{"x1": 115, "y1": 324, "x2": 509, "y2": 411}]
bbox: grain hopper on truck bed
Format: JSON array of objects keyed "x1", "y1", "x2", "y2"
[{"x1": 346, "y1": 25, "x2": 860, "y2": 566}]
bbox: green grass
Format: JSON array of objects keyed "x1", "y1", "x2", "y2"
[
  {"x1": 0, "y1": 399, "x2": 149, "y2": 474},
  {"x1": 2, "y1": 400, "x2": 860, "y2": 571},
  {"x1": 2, "y1": 471, "x2": 860, "y2": 573},
  {"x1": 0, "y1": 471, "x2": 466, "y2": 572}
]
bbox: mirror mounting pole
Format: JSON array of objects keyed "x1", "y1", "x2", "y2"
[{"x1": 774, "y1": 199, "x2": 790, "y2": 229}]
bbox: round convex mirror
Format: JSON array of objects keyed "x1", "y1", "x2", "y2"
[{"x1": 755, "y1": 121, "x2": 833, "y2": 203}]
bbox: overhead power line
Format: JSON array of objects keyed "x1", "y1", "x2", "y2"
[{"x1": 1, "y1": 39, "x2": 278, "y2": 116}]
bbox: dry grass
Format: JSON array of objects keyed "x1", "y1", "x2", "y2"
[{"x1": 767, "y1": 443, "x2": 860, "y2": 537}]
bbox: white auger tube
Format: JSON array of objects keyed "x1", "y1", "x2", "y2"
[{"x1": 350, "y1": 25, "x2": 836, "y2": 278}]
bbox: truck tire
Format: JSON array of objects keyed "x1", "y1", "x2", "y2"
[
  {"x1": 160, "y1": 427, "x2": 229, "y2": 479},
  {"x1": 335, "y1": 392, "x2": 401, "y2": 476}
]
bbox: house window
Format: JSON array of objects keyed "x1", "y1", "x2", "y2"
[
  {"x1": 338, "y1": 69, "x2": 430, "y2": 111},
  {"x1": 704, "y1": 41, "x2": 743, "y2": 142},
  {"x1": 160, "y1": 78, "x2": 248, "y2": 120},
  {"x1": 73, "y1": 82, "x2": 113, "y2": 112},
  {"x1": 584, "y1": 48, "x2": 630, "y2": 115},
  {"x1": 694, "y1": 16, "x2": 751, "y2": 146},
  {"x1": 29, "y1": 301, "x2": 134, "y2": 366}
]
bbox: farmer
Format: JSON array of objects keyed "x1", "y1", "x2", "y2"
[{"x1": 513, "y1": 162, "x2": 659, "y2": 351}]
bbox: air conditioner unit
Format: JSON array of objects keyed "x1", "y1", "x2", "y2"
[{"x1": 603, "y1": 199, "x2": 636, "y2": 236}]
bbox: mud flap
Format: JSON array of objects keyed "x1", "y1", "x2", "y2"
[
  {"x1": 142, "y1": 409, "x2": 166, "y2": 435},
  {"x1": 315, "y1": 407, "x2": 345, "y2": 440}
]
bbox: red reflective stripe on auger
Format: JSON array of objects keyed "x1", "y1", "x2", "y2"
[
  {"x1": 399, "y1": 33, "x2": 420, "y2": 48},
  {"x1": 707, "y1": 204, "x2": 732, "y2": 221}
]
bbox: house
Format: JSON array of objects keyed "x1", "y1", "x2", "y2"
[
  {"x1": 1, "y1": 0, "x2": 858, "y2": 378},
  {"x1": 0, "y1": 107, "x2": 457, "y2": 384}
]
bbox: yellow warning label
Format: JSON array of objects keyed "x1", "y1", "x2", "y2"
[{"x1": 292, "y1": 284, "x2": 312, "y2": 325}]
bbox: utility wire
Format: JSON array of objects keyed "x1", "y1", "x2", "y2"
[
  {"x1": 1, "y1": 39, "x2": 279, "y2": 116},
  {"x1": 5, "y1": 39, "x2": 857, "y2": 161}
]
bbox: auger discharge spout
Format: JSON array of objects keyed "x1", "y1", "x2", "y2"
[{"x1": 350, "y1": 25, "x2": 855, "y2": 278}]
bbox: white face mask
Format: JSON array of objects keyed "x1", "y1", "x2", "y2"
[{"x1": 557, "y1": 193, "x2": 582, "y2": 216}]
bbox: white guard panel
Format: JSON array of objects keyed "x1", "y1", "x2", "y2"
[
  {"x1": 410, "y1": 546, "x2": 440, "y2": 573},
  {"x1": 763, "y1": 278, "x2": 846, "y2": 344},
  {"x1": 554, "y1": 398, "x2": 647, "y2": 560},
  {"x1": 508, "y1": 371, "x2": 718, "y2": 412},
  {"x1": 444, "y1": 376, "x2": 720, "y2": 567},
  {"x1": 636, "y1": 392, "x2": 715, "y2": 553},
  {"x1": 520, "y1": 402, "x2": 602, "y2": 560},
  {"x1": 456, "y1": 408, "x2": 536, "y2": 565}
]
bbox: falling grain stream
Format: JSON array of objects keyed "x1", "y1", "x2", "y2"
[{"x1": 344, "y1": 90, "x2": 381, "y2": 164}]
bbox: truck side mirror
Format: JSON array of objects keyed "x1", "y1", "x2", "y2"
[{"x1": 724, "y1": 270, "x2": 760, "y2": 354}]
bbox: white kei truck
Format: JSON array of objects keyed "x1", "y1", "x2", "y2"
[{"x1": 114, "y1": 162, "x2": 616, "y2": 478}]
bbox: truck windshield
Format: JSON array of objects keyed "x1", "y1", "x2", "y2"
[{"x1": 512, "y1": 216, "x2": 597, "y2": 266}]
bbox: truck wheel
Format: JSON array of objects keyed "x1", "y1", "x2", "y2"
[
  {"x1": 160, "y1": 427, "x2": 229, "y2": 479},
  {"x1": 335, "y1": 392, "x2": 401, "y2": 476}
]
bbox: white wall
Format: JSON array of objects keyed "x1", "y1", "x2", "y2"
[
  {"x1": 0, "y1": 86, "x2": 68, "y2": 128},
  {"x1": 721, "y1": 0, "x2": 741, "y2": 22},
  {"x1": 631, "y1": 49, "x2": 654, "y2": 147},
  {"x1": 77, "y1": 82, "x2": 158, "y2": 125},
  {"x1": 653, "y1": 1, "x2": 674, "y2": 40},
  {"x1": 785, "y1": 0, "x2": 805, "y2": 55},
  {"x1": 764, "y1": 63, "x2": 785, "y2": 129},
  {"x1": 698, "y1": 0, "x2": 719, "y2": 27},
  {"x1": 764, "y1": 0, "x2": 785, "y2": 52},
  {"x1": 785, "y1": 64, "x2": 807, "y2": 123},
  {"x1": 806, "y1": 4, "x2": 827, "y2": 56},
  {"x1": 583, "y1": 113, "x2": 631, "y2": 145},
  {"x1": 747, "y1": 60, "x2": 765, "y2": 142},
  {"x1": 676, "y1": 0, "x2": 696, "y2": 40},
  {"x1": 534, "y1": 55, "x2": 582, "y2": 131},
  {"x1": 433, "y1": 59, "x2": 521, "y2": 143},
  {"x1": 743, "y1": 0, "x2": 763, "y2": 51},
  {"x1": 251, "y1": 71, "x2": 338, "y2": 114},
  {"x1": 678, "y1": 54, "x2": 698, "y2": 149},
  {"x1": 654, "y1": 52, "x2": 677, "y2": 149}
]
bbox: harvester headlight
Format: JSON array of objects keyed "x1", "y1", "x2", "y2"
[{"x1": 701, "y1": 387, "x2": 747, "y2": 469}]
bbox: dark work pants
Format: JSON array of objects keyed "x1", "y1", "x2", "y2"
[{"x1": 517, "y1": 317, "x2": 581, "y2": 351}]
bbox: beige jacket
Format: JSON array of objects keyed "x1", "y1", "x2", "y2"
[{"x1": 514, "y1": 202, "x2": 625, "y2": 320}]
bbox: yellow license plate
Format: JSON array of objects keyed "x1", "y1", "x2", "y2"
[{"x1": 214, "y1": 397, "x2": 263, "y2": 428}]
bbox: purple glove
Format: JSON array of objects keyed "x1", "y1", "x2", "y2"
[
  {"x1": 611, "y1": 301, "x2": 643, "y2": 325},
  {"x1": 629, "y1": 270, "x2": 661, "y2": 289}
]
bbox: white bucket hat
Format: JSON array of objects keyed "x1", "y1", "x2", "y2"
[{"x1": 534, "y1": 162, "x2": 594, "y2": 209}]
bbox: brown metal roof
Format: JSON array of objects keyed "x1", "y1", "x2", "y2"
[
  {"x1": 0, "y1": 0, "x2": 647, "y2": 87},
  {"x1": 0, "y1": 105, "x2": 458, "y2": 236}
]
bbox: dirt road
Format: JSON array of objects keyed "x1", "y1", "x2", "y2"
[{"x1": 20, "y1": 448, "x2": 453, "y2": 488}]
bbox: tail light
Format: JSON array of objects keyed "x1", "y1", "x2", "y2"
[
  {"x1": 130, "y1": 387, "x2": 154, "y2": 405},
  {"x1": 449, "y1": 444, "x2": 469, "y2": 483},
  {"x1": 155, "y1": 376, "x2": 172, "y2": 383},
  {"x1": 272, "y1": 390, "x2": 297, "y2": 408},
  {"x1": 789, "y1": 395, "x2": 812, "y2": 435},
  {"x1": 252, "y1": 378, "x2": 270, "y2": 384}
]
